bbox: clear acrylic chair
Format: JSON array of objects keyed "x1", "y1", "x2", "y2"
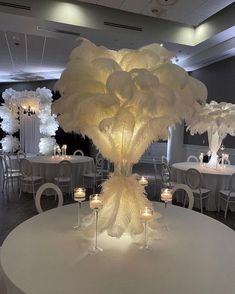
[
  {"x1": 1, "y1": 155, "x2": 21, "y2": 195},
  {"x1": 185, "y1": 168, "x2": 210, "y2": 213},
  {"x1": 73, "y1": 149, "x2": 84, "y2": 156},
  {"x1": 83, "y1": 155, "x2": 104, "y2": 193},
  {"x1": 54, "y1": 160, "x2": 72, "y2": 196},
  {"x1": 161, "y1": 164, "x2": 176, "y2": 189},
  {"x1": 218, "y1": 173, "x2": 235, "y2": 219},
  {"x1": 19, "y1": 159, "x2": 44, "y2": 198}
]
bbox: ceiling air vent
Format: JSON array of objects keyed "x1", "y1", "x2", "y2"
[
  {"x1": 37, "y1": 26, "x2": 81, "y2": 37},
  {"x1": 0, "y1": 1, "x2": 31, "y2": 10},
  {"x1": 104, "y1": 21, "x2": 142, "y2": 32}
]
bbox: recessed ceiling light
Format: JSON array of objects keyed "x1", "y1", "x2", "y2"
[
  {"x1": 156, "y1": 0, "x2": 178, "y2": 6},
  {"x1": 151, "y1": 6, "x2": 167, "y2": 16}
]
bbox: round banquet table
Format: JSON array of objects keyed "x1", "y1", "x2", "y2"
[
  {"x1": 172, "y1": 162, "x2": 235, "y2": 211},
  {"x1": 27, "y1": 155, "x2": 94, "y2": 190},
  {"x1": 1, "y1": 203, "x2": 235, "y2": 294}
]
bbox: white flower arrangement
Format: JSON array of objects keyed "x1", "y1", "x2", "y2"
[{"x1": 0, "y1": 87, "x2": 58, "y2": 154}]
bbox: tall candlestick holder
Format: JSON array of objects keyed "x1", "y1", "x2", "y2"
[
  {"x1": 139, "y1": 207, "x2": 153, "y2": 250},
  {"x1": 73, "y1": 187, "x2": 86, "y2": 230},
  {"x1": 89, "y1": 194, "x2": 103, "y2": 254},
  {"x1": 160, "y1": 188, "x2": 172, "y2": 231}
]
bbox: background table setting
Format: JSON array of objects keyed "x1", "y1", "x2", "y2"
[
  {"x1": 172, "y1": 162, "x2": 235, "y2": 211},
  {"x1": 1, "y1": 202, "x2": 235, "y2": 294},
  {"x1": 27, "y1": 155, "x2": 94, "y2": 188}
]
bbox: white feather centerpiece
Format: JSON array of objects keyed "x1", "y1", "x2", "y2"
[
  {"x1": 53, "y1": 39, "x2": 207, "y2": 239},
  {"x1": 187, "y1": 101, "x2": 235, "y2": 168}
]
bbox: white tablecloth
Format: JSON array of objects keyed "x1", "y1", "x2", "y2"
[
  {"x1": 172, "y1": 162, "x2": 235, "y2": 211},
  {"x1": 1, "y1": 203, "x2": 235, "y2": 294},
  {"x1": 28, "y1": 155, "x2": 94, "y2": 189}
]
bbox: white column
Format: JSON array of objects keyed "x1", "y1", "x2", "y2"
[{"x1": 167, "y1": 123, "x2": 184, "y2": 165}]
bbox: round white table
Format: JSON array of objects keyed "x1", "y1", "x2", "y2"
[
  {"x1": 28, "y1": 155, "x2": 94, "y2": 189},
  {"x1": 1, "y1": 203, "x2": 235, "y2": 294},
  {"x1": 172, "y1": 162, "x2": 235, "y2": 211}
]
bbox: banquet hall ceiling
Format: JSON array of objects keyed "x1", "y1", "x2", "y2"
[
  {"x1": 0, "y1": 0, "x2": 234, "y2": 82},
  {"x1": 78, "y1": 0, "x2": 234, "y2": 26}
]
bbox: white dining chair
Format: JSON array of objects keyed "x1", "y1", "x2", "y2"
[
  {"x1": 17, "y1": 150, "x2": 26, "y2": 165},
  {"x1": 0, "y1": 155, "x2": 21, "y2": 195},
  {"x1": 185, "y1": 168, "x2": 210, "y2": 213},
  {"x1": 19, "y1": 159, "x2": 44, "y2": 198},
  {"x1": 161, "y1": 155, "x2": 168, "y2": 165},
  {"x1": 171, "y1": 184, "x2": 194, "y2": 209},
  {"x1": 161, "y1": 164, "x2": 176, "y2": 189},
  {"x1": 187, "y1": 155, "x2": 199, "y2": 162},
  {"x1": 83, "y1": 154, "x2": 104, "y2": 193},
  {"x1": 35, "y1": 183, "x2": 63, "y2": 213},
  {"x1": 73, "y1": 149, "x2": 84, "y2": 156},
  {"x1": 54, "y1": 160, "x2": 72, "y2": 196},
  {"x1": 0, "y1": 248, "x2": 7, "y2": 294},
  {"x1": 218, "y1": 173, "x2": 235, "y2": 219}
]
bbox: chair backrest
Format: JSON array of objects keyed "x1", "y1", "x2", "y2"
[
  {"x1": 229, "y1": 173, "x2": 235, "y2": 192},
  {"x1": 35, "y1": 183, "x2": 63, "y2": 213},
  {"x1": 57, "y1": 160, "x2": 72, "y2": 178},
  {"x1": 185, "y1": 168, "x2": 202, "y2": 190},
  {"x1": 161, "y1": 164, "x2": 171, "y2": 184},
  {"x1": 0, "y1": 155, "x2": 8, "y2": 174},
  {"x1": 73, "y1": 149, "x2": 84, "y2": 156},
  {"x1": 17, "y1": 150, "x2": 26, "y2": 163},
  {"x1": 172, "y1": 184, "x2": 194, "y2": 209},
  {"x1": 20, "y1": 158, "x2": 33, "y2": 178},
  {"x1": 95, "y1": 156, "x2": 104, "y2": 176},
  {"x1": 187, "y1": 155, "x2": 199, "y2": 162},
  {"x1": 161, "y1": 155, "x2": 168, "y2": 165}
]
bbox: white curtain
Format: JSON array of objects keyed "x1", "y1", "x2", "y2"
[{"x1": 20, "y1": 111, "x2": 41, "y2": 155}]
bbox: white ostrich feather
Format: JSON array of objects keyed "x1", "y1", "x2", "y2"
[{"x1": 53, "y1": 38, "x2": 208, "y2": 238}]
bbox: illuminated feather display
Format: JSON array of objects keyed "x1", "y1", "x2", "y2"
[{"x1": 53, "y1": 39, "x2": 207, "y2": 238}]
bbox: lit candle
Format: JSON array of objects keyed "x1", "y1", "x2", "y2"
[
  {"x1": 140, "y1": 207, "x2": 153, "y2": 222},
  {"x1": 74, "y1": 187, "x2": 86, "y2": 202},
  {"x1": 161, "y1": 188, "x2": 172, "y2": 203},
  {"x1": 90, "y1": 194, "x2": 103, "y2": 210},
  {"x1": 64, "y1": 144, "x2": 67, "y2": 155},
  {"x1": 138, "y1": 176, "x2": 148, "y2": 186}
]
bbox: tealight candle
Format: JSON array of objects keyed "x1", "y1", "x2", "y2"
[
  {"x1": 161, "y1": 188, "x2": 173, "y2": 203},
  {"x1": 74, "y1": 187, "x2": 86, "y2": 201},
  {"x1": 138, "y1": 176, "x2": 148, "y2": 186},
  {"x1": 90, "y1": 194, "x2": 103, "y2": 210},
  {"x1": 140, "y1": 207, "x2": 153, "y2": 222}
]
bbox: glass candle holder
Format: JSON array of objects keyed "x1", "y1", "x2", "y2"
[
  {"x1": 140, "y1": 207, "x2": 154, "y2": 250},
  {"x1": 161, "y1": 188, "x2": 173, "y2": 208},
  {"x1": 138, "y1": 176, "x2": 148, "y2": 186},
  {"x1": 73, "y1": 187, "x2": 86, "y2": 230},
  {"x1": 89, "y1": 194, "x2": 103, "y2": 254}
]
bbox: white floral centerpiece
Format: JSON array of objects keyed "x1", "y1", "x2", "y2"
[
  {"x1": 53, "y1": 39, "x2": 207, "y2": 238},
  {"x1": 187, "y1": 101, "x2": 235, "y2": 168}
]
